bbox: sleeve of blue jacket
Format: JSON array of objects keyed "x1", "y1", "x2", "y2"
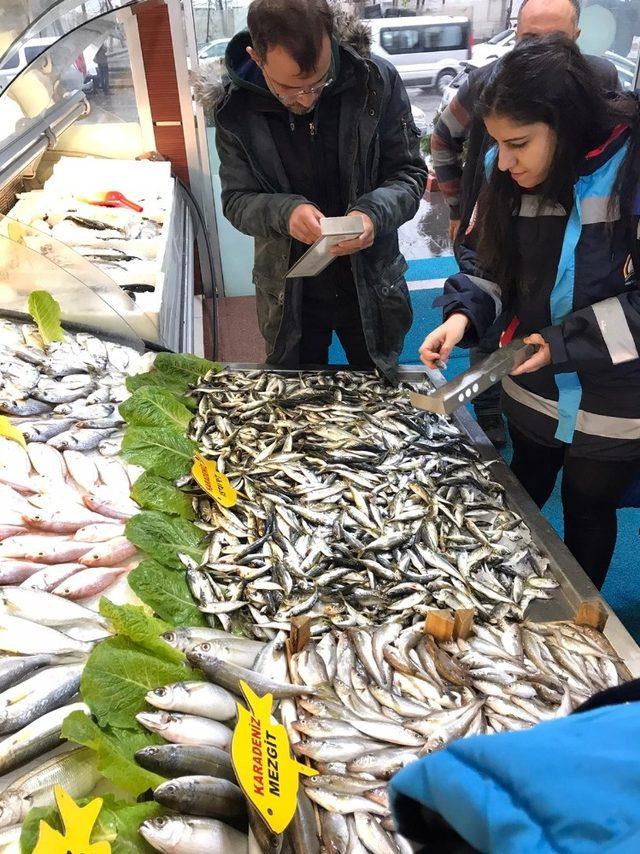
[
  {"x1": 389, "y1": 702, "x2": 640, "y2": 854},
  {"x1": 433, "y1": 234, "x2": 504, "y2": 348},
  {"x1": 541, "y1": 288, "x2": 640, "y2": 373}
]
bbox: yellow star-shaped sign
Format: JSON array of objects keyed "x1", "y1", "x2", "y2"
[{"x1": 34, "y1": 785, "x2": 110, "y2": 854}]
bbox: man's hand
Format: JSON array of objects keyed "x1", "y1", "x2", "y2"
[
  {"x1": 510, "y1": 333, "x2": 551, "y2": 376},
  {"x1": 419, "y1": 313, "x2": 470, "y2": 369},
  {"x1": 289, "y1": 204, "x2": 323, "y2": 244},
  {"x1": 330, "y1": 211, "x2": 375, "y2": 257},
  {"x1": 449, "y1": 219, "x2": 460, "y2": 242}
]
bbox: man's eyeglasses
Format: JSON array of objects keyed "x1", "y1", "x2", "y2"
[{"x1": 262, "y1": 63, "x2": 334, "y2": 105}]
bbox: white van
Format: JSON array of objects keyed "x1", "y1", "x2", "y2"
[{"x1": 367, "y1": 15, "x2": 472, "y2": 94}]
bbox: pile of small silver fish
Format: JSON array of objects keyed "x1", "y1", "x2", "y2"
[
  {"x1": 185, "y1": 369, "x2": 557, "y2": 637},
  {"x1": 286, "y1": 620, "x2": 625, "y2": 854},
  {"x1": 0, "y1": 319, "x2": 154, "y2": 453}
]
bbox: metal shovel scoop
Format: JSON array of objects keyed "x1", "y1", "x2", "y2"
[{"x1": 410, "y1": 338, "x2": 537, "y2": 416}]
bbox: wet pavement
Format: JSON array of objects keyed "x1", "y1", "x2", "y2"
[
  {"x1": 399, "y1": 195, "x2": 452, "y2": 261},
  {"x1": 402, "y1": 87, "x2": 452, "y2": 260}
]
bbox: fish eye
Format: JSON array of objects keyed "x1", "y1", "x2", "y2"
[
  {"x1": 155, "y1": 816, "x2": 167, "y2": 828},
  {"x1": 154, "y1": 687, "x2": 167, "y2": 697},
  {"x1": 201, "y1": 643, "x2": 211, "y2": 651},
  {"x1": 163, "y1": 632, "x2": 175, "y2": 642}
]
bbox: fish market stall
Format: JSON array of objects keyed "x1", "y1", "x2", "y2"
[{"x1": 0, "y1": 314, "x2": 639, "y2": 854}]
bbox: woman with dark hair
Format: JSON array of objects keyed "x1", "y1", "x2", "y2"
[{"x1": 419, "y1": 34, "x2": 640, "y2": 589}]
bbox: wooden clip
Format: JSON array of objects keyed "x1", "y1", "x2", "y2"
[
  {"x1": 290, "y1": 616, "x2": 312, "y2": 654},
  {"x1": 424, "y1": 609, "x2": 455, "y2": 642},
  {"x1": 574, "y1": 600, "x2": 608, "y2": 632},
  {"x1": 453, "y1": 608, "x2": 475, "y2": 640}
]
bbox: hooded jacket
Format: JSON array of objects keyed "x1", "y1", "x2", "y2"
[
  {"x1": 437, "y1": 126, "x2": 640, "y2": 460},
  {"x1": 207, "y1": 19, "x2": 426, "y2": 381}
]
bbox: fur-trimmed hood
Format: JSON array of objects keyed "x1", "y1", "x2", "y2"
[{"x1": 191, "y1": 10, "x2": 371, "y2": 123}]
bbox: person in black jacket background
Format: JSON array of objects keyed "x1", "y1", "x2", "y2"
[
  {"x1": 420, "y1": 35, "x2": 640, "y2": 590},
  {"x1": 432, "y1": 0, "x2": 620, "y2": 447},
  {"x1": 212, "y1": 0, "x2": 426, "y2": 380}
]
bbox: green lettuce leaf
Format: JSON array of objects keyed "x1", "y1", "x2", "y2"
[
  {"x1": 124, "y1": 372, "x2": 196, "y2": 410},
  {"x1": 125, "y1": 511, "x2": 204, "y2": 569},
  {"x1": 61, "y1": 711, "x2": 165, "y2": 797},
  {"x1": 109, "y1": 799, "x2": 165, "y2": 854},
  {"x1": 98, "y1": 599, "x2": 183, "y2": 665},
  {"x1": 153, "y1": 351, "x2": 219, "y2": 383},
  {"x1": 80, "y1": 635, "x2": 193, "y2": 729},
  {"x1": 20, "y1": 794, "x2": 162, "y2": 854},
  {"x1": 125, "y1": 353, "x2": 219, "y2": 402},
  {"x1": 121, "y1": 428, "x2": 197, "y2": 480},
  {"x1": 119, "y1": 387, "x2": 192, "y2": 432},
  {"x1": 27, "y1": 291, "x2": 64, "y2": 345},
  {"x1": 131, "y1": 472, "x2": 195, "y2": 519},
  {"x1": 128, "y1": 559, "x2": 207, "y2": 627}
]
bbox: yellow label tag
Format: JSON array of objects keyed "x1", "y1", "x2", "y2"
[
  {"x1": 191, "y1": 453, "x2": 237, "y2": 507},
  {"x1": 0, "y1": 416, "x2": 26, "y2": 449},
  {"x1": 231, "y1": 680, "x2": 317, "y2": 833},
  {"x1": 34, "y1": 785, "x2": 110, "y2": 854}
]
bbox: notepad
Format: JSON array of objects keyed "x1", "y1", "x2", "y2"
[{"x1": 285, "y1": 215, "x2": 365, "y2": 278}]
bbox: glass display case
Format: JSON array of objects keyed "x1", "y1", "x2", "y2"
[{"x1": 0, "y1": 0, "x2": 210, "y2": 354}]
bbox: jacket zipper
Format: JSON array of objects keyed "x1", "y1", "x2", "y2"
[
  {"x1": 401, "y1": 118, "x2": 411, "y2": 156},
  {"x1": 309, "y1": 121, "x2": 316, "y2": 139}
]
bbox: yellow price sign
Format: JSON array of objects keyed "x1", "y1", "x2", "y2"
[
  {"x1": 191, "y1": 453, "x2": 237, "y2": 508},
  {"x1": 34, "y1": 785, "x2": 110, "y2": 854},
  {"x1": 0, "y1": 416, "x2": 26, "y2": 449},
  {"x1": 231, "y1": 681, "x2": 317, "y2": 834}
]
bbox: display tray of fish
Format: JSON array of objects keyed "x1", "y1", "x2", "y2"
[
  {"x1": 0, "y1": 319, "x2": 154, "y2": 450},
  {"x1": 0, "y1": 435, "x2": 140, "y2": 601},
  {"x1": 135, "y1": 629, "x2": 307, "y2": 854},
  {"x1": 182, "y1": 369, "x2": 558, "y2": 638},
  {"x1": 284, "y1": 619, "x2": 626, "y2": 854}
]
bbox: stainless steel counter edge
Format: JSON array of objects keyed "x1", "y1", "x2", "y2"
[{"x1": 215, "y1": 362, "x2": 640, "y2": 675}]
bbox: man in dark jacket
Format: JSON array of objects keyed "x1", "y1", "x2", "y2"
[
  {"x1": 214, "y1": 0, "x2": 426, "y2": 381},
  {"x1": 432, "y1": 0, "x2": 619, "y2": 445}
]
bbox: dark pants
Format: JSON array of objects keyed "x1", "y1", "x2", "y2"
[
  {"x1": 299, "y1": 275, "x2": 373, "y2": 369},
  {"x1": 509, "y1": 424, "x2": 640, "y2": 589},
  {"x1": 470, "y1": 345, "x2": 502, "y2": 419}
]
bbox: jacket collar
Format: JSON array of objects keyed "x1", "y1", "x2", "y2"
[{"x1": 578, "y1": 124, "x2": 630, "y2": 177}]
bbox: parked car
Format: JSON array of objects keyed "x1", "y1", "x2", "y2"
[
  {"x1": 367, "y1": 15, "x2": 472, "y2": 94},
  {"x1": 471, "y1": 27, "x2": 515, "y2": 62},
  {"x1": 198, "y1": 38, "x2": 231, "y2": 71},
  {"x1": 438, "y1": 59, "x2": 484, "y2": 110}
]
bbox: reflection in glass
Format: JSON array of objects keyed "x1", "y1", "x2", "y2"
[
  {"x1": 0, "y1": 11, "x2": 143, "y2": 157},
  {"x1": 0, "y1": 212, "x2": 155, "y2": 347},
  {"x1": 0, "y1": 1, "x2": 134, "y2": 91}
]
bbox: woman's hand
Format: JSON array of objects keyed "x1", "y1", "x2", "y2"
[
  {"x1": 510, "y1": 333, "x2": 551, "y2": 375},
  {"x1": 419, "y1": 313, "x2": 470, "y2": 369}
]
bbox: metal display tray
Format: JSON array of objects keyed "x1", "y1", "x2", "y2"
[{"x1": 219, "y1": 361, "x2": 640, "y2": 677}]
